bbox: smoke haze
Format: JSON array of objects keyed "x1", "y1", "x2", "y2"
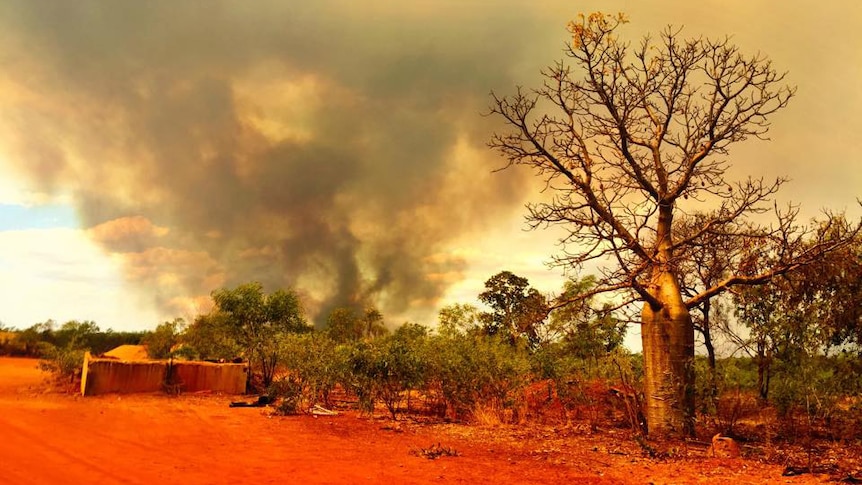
[
  {"x1": 0, "y1": 1, "x2": 564, "y2": 322},
  {"x1": 1, "y1": 1, "x2": 860, "y2": 328}
]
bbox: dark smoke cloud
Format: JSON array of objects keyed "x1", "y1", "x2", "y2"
[{"x1": 0, "y1": 1, "x2": 566, "y2": 324}]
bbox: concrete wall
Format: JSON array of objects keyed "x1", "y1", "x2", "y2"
[
  {"x1": 173, "y1": 361, "x2": 247, "y2": 394},
  {"x1": 81, "y1": 353, "x2": 246, "y2": 396}
]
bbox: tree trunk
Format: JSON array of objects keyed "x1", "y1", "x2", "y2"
[
  {"x1": 642, "y1": 271, "x2": 696, "y2": 437},
  {"x1": 701, "y1": 300, "x2": 717, "y2": 372},
  {"x1": 700, "y1": 300, "x2": 718, "y2": 400},
  {"x1": 755, "y1": 342, "x2": 772, "y2": 400}
]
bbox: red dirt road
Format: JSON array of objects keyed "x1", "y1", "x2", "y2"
[{"x1": 0, "y1": 358, "x2": 828, "y2": 484}]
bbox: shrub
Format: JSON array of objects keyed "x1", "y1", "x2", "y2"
[
  {"x1": 424, "y1": 333, "x2": 530, "y2": 422},
  {"x1": 39, "y1": 343, "x2": 85, "y2": 384},
  {"x1": 374, "y1": 325, "x2": 429, "y2": 419},
  {"x1": 270, "y1": 376, "x2": 304, "y2": 415},
  {"x1": 272, "y1": 332, "x2": 347, "y2": 412},
  {"x1": 769, "y1": 354, "x2": 862, "y2": 441}
]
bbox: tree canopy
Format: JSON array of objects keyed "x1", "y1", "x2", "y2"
[
  {"x1": 210, "y1": 282, "x2": 309, "y2": 388},
  {"x1": 478, "y1": 271, "x2": 548, "y2": 348}
]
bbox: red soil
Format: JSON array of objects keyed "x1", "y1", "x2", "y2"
[{"x1": 0, "y1": 357, "x2": 832, "y2": 484}]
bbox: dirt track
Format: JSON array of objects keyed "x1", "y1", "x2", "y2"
[{"x1": 0, "y1": 358, "x2": 827, "y2": 484}]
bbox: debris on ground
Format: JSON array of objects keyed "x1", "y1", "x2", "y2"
[
  {"x1": 411, "y1": 443, "x2": 459, "y2": 460},
  {"x1": 229, "y1": 395, "x2": 273, "y2": 408}
]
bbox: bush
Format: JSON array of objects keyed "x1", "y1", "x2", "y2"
[
  {"x1": 271, "y1": 332, "x2": 347, "y2": 412},
  {"x1": 528, "y1": 344, "x2": 643, "y2": 429},
  {"x1": 373, "y1": 326, "x2": 429, "y2": 419},
  {"x1": 39, "y1": 343, "x2": 85, "y2": 384},
  {"x1": 768, "y1": 354, "x2": 862, "y2": 441},
  {"x1": 270, "y1": 376, "x2": 304, "y2": 415},
  {"x1": 424, "y1": 333, "x2": 531, "y2": 422}
]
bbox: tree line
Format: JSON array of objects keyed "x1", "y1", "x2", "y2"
[{"x1": 3, "y1": 248, "x2": 860, "y2": 439}]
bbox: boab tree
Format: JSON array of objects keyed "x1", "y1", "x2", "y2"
[{"x1": 489, "y1": 12, "x2": 857, "y2": 436}]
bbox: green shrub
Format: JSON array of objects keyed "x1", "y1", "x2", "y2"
[
  {"x1": 38, "y1": 343, "x2": 85, "y2": 383},
  {"x1": 272, "y1": 332, "x2": 347, "y2": 412},
  {"x1": 424, "y1": 332, "x2": 530, "y2": 422},
  {"x1": 270, "y1": 376, "x2": 304, "y2": 415},
  {"x1": 374, "y1": 325, "x2": 429, "y2": 419}
]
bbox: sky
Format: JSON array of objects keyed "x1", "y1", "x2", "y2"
[{"x1": 0, "y1": 1, "x2": 859, "y2": 351}]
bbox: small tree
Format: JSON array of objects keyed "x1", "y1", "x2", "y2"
[
  {"x1": 326, "y1": 306, "x2": 388, "y2": 343},
  {"x1": 274, "y1": 332, "x2": 346, "y2": 413},
  {"x1": 211, "y1": 282, "x2": 310, "y2": 389},
  {"x1": 143, "y1": 318, "x2": 186, "y2": 359},
  {"x1": 184, "y1": 312, "x2": 243, "y2": 361},
  {"x1": 376, "y1": 323, "x2": 429, "y2": 419}
]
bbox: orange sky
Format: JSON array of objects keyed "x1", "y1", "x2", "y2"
[{"x1": 0, "y1": 1, "x2": 858, "y2": 347}]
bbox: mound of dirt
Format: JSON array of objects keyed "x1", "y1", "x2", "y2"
[{"x1": 102, "y1": 345, "x2": 149, "y2": 361}]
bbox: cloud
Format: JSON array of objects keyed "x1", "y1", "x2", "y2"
[
  {"x1": 0, "y1": 0, "x2": 858, "y2": 333},
  {"x1": 0, "y1": 228, "x2": 162, "y2": 330},
  {"x1": 88, "y1": 216, "x2": 170, "y2": 252},
  {"x1": 0, "y1": 1, "x2": 554, "y2": 324}
]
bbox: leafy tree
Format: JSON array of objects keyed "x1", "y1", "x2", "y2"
[
  {"x1": 478, "y1": 271, "x2": 548, "y2": 348},
  {"x1": 788, "y1": 221, "x2": 862, "y2": 348},
  {"x1": 274, "y1": 332, "x2": 347, "y2": 413},
  {"x1": 211, "y1": 282, "x2": 310, "y2": 389},
  {"x1": 184, "y1": 312, "x2": 243, "y2": 361},
  {"x1": 489, "y1": 12, "x2": 857, "y2": 436},
  {"x1": 546, "y1": 276, "x2": 626, "y2": 359},
  {"x1": 143, "y1": 318, "x2": 187, "y2": 359},
  {"x1": 732, "y1": 218, "x2": 862, "y2": 399},
  {"x1": 325, "y1": 306, "x2": 388, "y2": 343},
  {"x1": 53, "y1": 320, "x2": 99, "y2": 349},
  {"x1": 436, "y1": 303, "x2": 483, "y2": 337}
]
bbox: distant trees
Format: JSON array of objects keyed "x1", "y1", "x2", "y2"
[
  {"x1": 0, "y1": 319, "x2": 145, "y2": 358},
  {"x1": 325, "y1": 307, "x2": 388, "y2": 343},
  {"x1": 142, "y1": 318, "x2": 186, "y2": 359},
  {"x1": 16, "y1": 321, "x2": 56, "y2": 356},
  {"x1": 547, "y1": 276, "x2": 626, "y2": 360},
  {"x1": 437, "y1": 303, "x2": 483, "y2": 337},
  {"x1": 478, "y1": 271, "x2": 548, "y2": 348},
  {"x1": 0, "y1": 319, "x2": 145, "y2": 382}
]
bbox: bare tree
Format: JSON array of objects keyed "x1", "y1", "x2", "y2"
[{"x1": 489, "y1": 12, "x2": 857, "y2": 436}]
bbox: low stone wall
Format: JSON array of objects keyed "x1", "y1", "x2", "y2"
[{"x1": 81, "y1": 353, "x2": 246, "y2": 396}]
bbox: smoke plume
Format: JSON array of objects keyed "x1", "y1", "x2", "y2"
[{"x1": 0, "y1": 1, "x2": 563, "y2": 324}]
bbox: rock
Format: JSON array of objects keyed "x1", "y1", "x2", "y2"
[{"x1": 708, "y1": 434, "x2": 740, "y2": 458}]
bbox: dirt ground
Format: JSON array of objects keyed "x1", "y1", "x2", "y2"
[{"x1": 0, "y1": 357, "x2": 840, "y2": 484}]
